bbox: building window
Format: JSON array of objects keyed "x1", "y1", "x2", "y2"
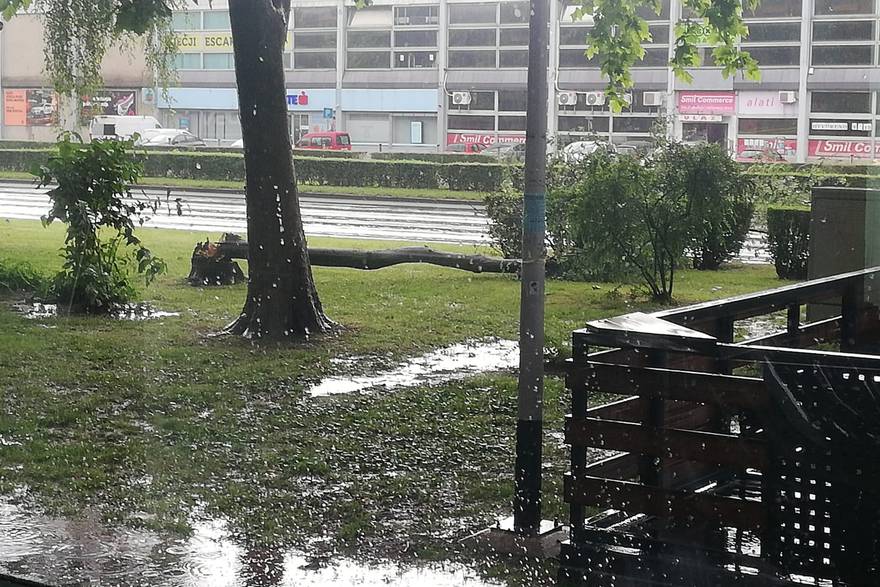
[
  {"x1": 811, "y1": 92, "x2": 871, "y2": 114},
  {"x1": 349, "y1": 31, "x2": 391, "y2": 48},
  {"x1": 448, "y1": 114, "x2": 495, "y2": 131},
  {"x1": 814, "y1": 0, "x2": 874, "y2": 16},
  {"x1": 739, "y1": 118, "x2": 799, "y2": 135},
  {"x1": 746, "y1": 0, "x2": 801, "y2": 18},
  {"x1": 202, "y1": 53, "x2": 234, "y2": 70},
  {"x1": 348, "y1": 51, "x2": 390, "y2": 69},
  {"x1": 748, "y1": 22, "x2": 801, "y2": 43},
  {"x1": 449, "y1": 3, "x2": 497, "y2": 25},
  {"x1": 202, "y1": 10, "x2": 230, "y2": 30},
  {"x1": 171, "y1": 11, "x2": 200, "y2": 30},
  {"x1": 394, "y1": 51, "x2": 436, "y2": 68},
  {"x1": 812, "y1": 45, "x2": 874, "y2": 66},
  {"x1": 448, "y1": 50, "x2": 496, "y2": 68},
  {"x1": 173, "y1": 53, "x2": 201, "y2": 69},
  {"x1": 394, "y1": 5, "x2": 439, "y2": 26},
  {"x1": 293, "y1": 7, "x2": 337, "y2": 28},
  {"x1": 295, "y1": 52, "x2": 336, "y2": 69}
]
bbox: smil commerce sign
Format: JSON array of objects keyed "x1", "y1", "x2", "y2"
[{"x1": 809, "y1": 139, "x2": 880, "y2": 158}]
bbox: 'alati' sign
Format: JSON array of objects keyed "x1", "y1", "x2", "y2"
[{"x1": 175, "y1": 32, "x2": 292, "y2": 53}]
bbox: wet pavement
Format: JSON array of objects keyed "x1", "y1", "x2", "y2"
[
  {"x1": 307, "y1": 339, "x2": 519, "y2": 396},
  {"x1": 0, "y1": 497, "x2": 501, "y2": 587}
]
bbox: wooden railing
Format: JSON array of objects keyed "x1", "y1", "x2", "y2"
[{"x1": 560, "y1": 267, "x2": 880, "y2": 586}]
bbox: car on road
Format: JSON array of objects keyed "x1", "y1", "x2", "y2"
[
  {"x1": 561, "y1": 140, "x2": 614, "y2": 162},
  {"x1": 90, "y1": 115, "x2": 163, "y2": 141},
  {"x1": 296, "y1": 131, "x2": 352, "y2": 150},
  {"x1": 446, "y1": 143, "x2": 485, "y2": 154},
  {"x1": 738, "y1": 149, "x2": 786, "y2": 163},
  {"x1": 136, "y1": 129, "x2": 207, "y2": 148},
  {"x1": 482, "y1": 142, "x2": 526, "y2": 162}
]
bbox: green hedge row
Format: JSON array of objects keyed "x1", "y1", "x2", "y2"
[
  {"x1": 0, "y1": 148, "x2": 505, "y2": 192},
  {"x1": 371, "y1": 152, "x2": 498, "y2": 164},
  {"x1": 767, "y1": 205, "x2": 811, "y2": 280}
]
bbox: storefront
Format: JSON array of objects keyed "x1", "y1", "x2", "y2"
[
  {"x1": 677, "y1": 91, "x2": 736, "y2": 149},
  {"x1": 735, "y1": 90, "x2": 799, "y2": 161}
]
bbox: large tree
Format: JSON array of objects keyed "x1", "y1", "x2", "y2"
[{"x1": 0, "y1": 0, "x2": 761, "y2": 339}]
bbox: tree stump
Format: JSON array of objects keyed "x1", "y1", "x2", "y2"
[{"x1": 188, "y1": 240, "x2": 246, "y2": 286}]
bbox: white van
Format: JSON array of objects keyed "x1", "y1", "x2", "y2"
[{"x1": 89, "y1": 115, "x2": 162, "y2": 141}]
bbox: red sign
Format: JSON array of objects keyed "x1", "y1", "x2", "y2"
[
  {"x1": 736, "y1": 138, "x2": 797, "y2": 161},
  {"x1": 446, "y1": 132, "x2": 526, "y2": 146},
  {"x1": 678, "y1": 91, "x2": 736, "y2": 115},
  {"x1": 808, "y1": 139, "x2": 880, "y2": 159},
  {"x1": 3, "y1": 90, "x2": 27, "y2": 126}
]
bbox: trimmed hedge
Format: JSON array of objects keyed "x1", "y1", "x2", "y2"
[
  {"x1": 767, "y1": 205, "x2": 811, "y2": 280},
  {"x1": 0, "y1": 148, "x2": 505, "y2": 192},
  {"x1": 371, "y1": 152, "x2": 498, "y2": 164}
]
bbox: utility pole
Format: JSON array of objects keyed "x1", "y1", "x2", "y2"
[{"x1": 513, "y1": 0, "x2": 550, "y2": 535}]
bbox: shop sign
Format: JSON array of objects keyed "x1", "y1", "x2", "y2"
[
  {"x1": 811, "y1": 120, "x2": 871, "y2": 133},
  {"x1": 736, "y1": 138, "x2": 797, "y2": 160},
  {"x1": 680, "y1": 114, "x2": 722, "y2": 122},
  {"x1": 678, "y1": 91, "x2": 736, "y2": 115},
  {"x1": 808, "y1": 139, "x2": 880, "y2": 158},
  {"x1": 4, "y1": 89, "x2": 58, "y2": 126},
  {"x1": 81, "y1": 90, "x2": 137, "y2": 119},
  {"x1": 286, "y1": 91, "x2": 310, "y2": 107},
  {"x1": 446, "y1": 132, "x2": 526, "y2": 146},
  {"x1": 737, "y1": 91, "x2": 795, "y2": 116},
  {"x1": 175, "y1": 32, "x2": 292, "y2": 53}
]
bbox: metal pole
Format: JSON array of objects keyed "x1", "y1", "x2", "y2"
[{"x1": 513, "y1": 0, "x2": 549, "y2": 535}]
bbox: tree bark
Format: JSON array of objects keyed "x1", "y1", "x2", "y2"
[{"x1": 226, "y1": 0, "x2": 334, "y2": 339}]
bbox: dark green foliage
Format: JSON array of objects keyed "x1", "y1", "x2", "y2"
[
  {"x1": 371, "y1": 152, "x2": 497, "y2": 164},
  {"x1": 32, "y1": 134, "x2": 165, "y2": 313},
  {"x1": 0, "y1": 149, "x2": 506, "y2": 192},
  {"x1": 0, "y1": 258, "x2": 46, "y2": 293},
  {"x1": 767, "y1": 205, "x2": 811, "y2": 280},
  {"x1": 484, "y1": 191, "x2": 522, "y2": 259},
  {"x1": 655, "y1": 143, "x2": 756, "y2": 270}
]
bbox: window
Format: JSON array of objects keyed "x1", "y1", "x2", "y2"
[
  {"x1": 448, "y1": 91, "x2": 495, "y2": 110},
  {"x1": 500, "y1": 50, "x2": 528, "y2": 68},
  {"x1": 739, "y1": 118, "x2": 799, "y2": 135},
  {"x1": 394, "y1": 51, "x2": 436, "y2": 68},
  {"x1": 558, "y1": 115, "x2": 610, "y2": 133},
  {"x1": 813, "y1": 21, "x2": 874, "y2": 42},
  {"x1": 500, "y1": 2, "x2": 529, "y2": 24},
  {"x1": 294, "y1": 7, "x2": 337, "y2": 28},
  {"x1": 203, "y1": 53, "x2": 234, "y2": 70},
  {"x1": 449, "y1": 4, "x2": 496, "y2": 25},
  {"x1": 394, "y1": 30, "x2": 437, "y2": 47},
  {"x1": 812, "y1": 45, "x2": 873, "y2": 66},
  {"x1": 748, "y1": 23, "x2": 801, "y2": 43},
  {"x1": 449, "y1": 29, "x2": 496, "y2": 47},
  {"x1": 448, "y1": 50, "x2": 496, "y2": 68},
  {"x1": 814, "y1": 0, "x2": 874, "y2": 16},
  {"x1": 500, "y1": 28, "x2": 530, "y2": 46},
  {"x1": 746, "y1": 0, "x2": 801, "y2": 18},
  {"x1": 811, "y1": 92, "x2": 871, "y2": 114},
  {"x1": 747, "y1": 46, "x2": 801, "y2": 66},
  {"x1": 498, "y1": 91, "x2": 528, "y2": 111},
  {"x1": 448, "y1": 114, "x2": 495, "y2": 130},
  {"x1": 498, "y1": 116, "x2": 526, "y2": 131},
  {"x1": 171, "y1": 11, "x2": 199, "y2": 30},
  {"x1": 613, "y1": 117, "x2": 654, "y2": 133},
  {"x1": 173, "y1": 53, "x2": 201, "y2": 69},
  {"x1": 295, "y1": 52, "x2": 336, "y2": 69},
  {"x1": 348, "y1": 51, "x2": 390, "y2": 69},
  {"x1": 202, "y1": 11, "x2": 230, "y2": 30},
  {"x1": 810, "y1": 119, "x2": 872, "y2": 137},
  {"x1": 559, "y1": 48, "x2": 596, "y2": 68},
  {"x1": 394, "y1": 5, "x2": 439, "y2": 26},
  {"x1": 348, "y1": 6, "x2": 392, "y2": 28},
  {"x1": 349, "y1": 31, "x2": 391, "y2": 48},
  {"x1": 559, "y1": 27, "x2": 591, "y2": 46},
  {"x1": 295, "y1": 32, "x2": 336, "y2": 49}
]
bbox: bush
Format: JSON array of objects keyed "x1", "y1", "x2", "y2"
[
  {"x1": 767, "y1": 205, "x2": 811, "y2": 280},
  {"x1": 371, "y1": 152, "x2": 498, "y2": 164},
  {"x1": 654, "y1": 143, "x2": 756, "y2": 270},
  {"x1": 0, "y1": 259, "x2": 46, "y2": 293},
  {"x1": 32, "y1": 134, "x2": 166, "y2": 313}
]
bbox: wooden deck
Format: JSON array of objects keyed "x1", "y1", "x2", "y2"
[{"x1": 560, "y1": 267, "x2": 880, "y2": 586}]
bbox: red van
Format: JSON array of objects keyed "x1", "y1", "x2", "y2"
[{"x1": 296, "y1": 131, "x2": 352, "y2": 151}]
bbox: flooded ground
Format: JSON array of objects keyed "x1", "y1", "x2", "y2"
[
  {"x1": 11, "y1": 302, "x2": 180, "y2": 321},
  {"x1": 307, "y1": 339, "x2": 519, "y2": 396},
  {"x1": 0, "y1": 496, "x2": 501, "y2": 587}
]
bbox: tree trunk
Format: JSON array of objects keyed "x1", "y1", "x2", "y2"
[{"x1": 226, "y1": 0, "x2": 334, "y2": 339}]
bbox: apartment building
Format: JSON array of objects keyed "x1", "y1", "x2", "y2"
[{"x1": 2, "y1": 0, "x2": 880, "y2": 162}]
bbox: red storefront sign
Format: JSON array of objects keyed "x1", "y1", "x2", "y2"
[
  {"x1": 808, "y1": 139, "x2": 880, "y2": 159},
  {"x1": 736, "y1": 138, "x2": 798, "y2": 161},
  {"x1": 678, "y1": 91, "x2": 736, "y2": 115},
  {"x1": 446, "y1": 132, "x2": 526, "y2": 146}
]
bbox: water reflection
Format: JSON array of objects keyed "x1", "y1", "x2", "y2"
[
  {"x1": 0, "y1": 498, "x2": 500, "y2": 586},
  {"x1": 12, "y1": 302, "x2": 180, "y2": 321},
  {"x1": 307, "y1": 338, "x2": 519, "y2": 396}
]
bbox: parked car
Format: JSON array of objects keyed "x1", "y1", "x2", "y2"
[
  {"x1": 561, "y1": 140, "x2": 614, "y2": 162},
  {"x1": 738, "y1": 149, "x2": 786, "y2": 163},
  {"x1": 446, "y1": 143, "x2": 485, "y2": 154},
  {"x1": 296, "y1": 131, "x2": 352, "y2": 150},
  {"x1": 90, "y1": 115, "x2": 162, "y2": 141},
  {"x1": 482, "y1": 142, "x2": 526, "y2": 162},
  {"x1": 136, "y1": 129, "x2": 207, "y2": 148}
]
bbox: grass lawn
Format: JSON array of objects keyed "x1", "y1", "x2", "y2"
[
  {"x1": 0, "y1": 171, "x2": 488, "y2": 202},
  {"x1": 0, "y1": 219, "x2": 786, "y2": 585}
]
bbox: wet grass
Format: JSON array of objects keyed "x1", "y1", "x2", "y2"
[
  {"x1": 0, "y1": 171, "x2": 488, "y2": 201},
  {"x1": 0, "y1": 218, "x2": 787, "y2": 585}
]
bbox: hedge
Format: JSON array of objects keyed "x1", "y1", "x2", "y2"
[
  {"x1": 767, "y1": 205, "x2": 811, "y2": 280},
  {"x1": 0, "y1": 148, "x2": 505, "y2": 192},
  {"x1": 371, "y1": 152, "x2": 498, "y2": 164}
]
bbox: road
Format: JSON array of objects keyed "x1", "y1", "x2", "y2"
[
  {"x1": 0, "y1": 180, "x2": 769, "y2": 262},
  {"x1": 0, "y1": 181, "x2": 490, "y2": 246}
]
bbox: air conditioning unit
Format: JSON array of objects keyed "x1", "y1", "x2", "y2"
[
  {"x1": 778, "y1": 91, "x2": 797, "y2": 104},
  {"x1": 452, "y1": 91, "x2": 472, "y2": 106},
  {"x1": 643, "y1": 91, "x2": 664, "y2": 107},
  {"x1": 557, "y1": 91, "x2": 578, "y2": 106},
  {"x1": 584, "y1": 91, "x2": 606, "y2": 107}
]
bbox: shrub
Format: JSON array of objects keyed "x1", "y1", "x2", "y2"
[
  {"x1": 568, "y1": 150, "x2": 689, "y2": 302},
  {"x1": 371, "y1": 152, "x2": 497, "y2": 164},
  {"x1": 654, "y1": 143, "x2": 756, "y2": 270},
  {"x1": 0, "y1": 259, "x2": 47, "y2": 293},
  {"x1": 767, "y1": 205, "x2": 811, "y2": 280},
  {"x1": 32, "y1": 134, "x2": 166, "y2": 313}
]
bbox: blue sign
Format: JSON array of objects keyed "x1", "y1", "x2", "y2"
[{"x1": 323, "y1": 107, "x2": 334, "y2": 119}]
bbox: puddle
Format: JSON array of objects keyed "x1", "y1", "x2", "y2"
[
  {"x1": 736, "y1": 313, "x2": 787, "y2": 342},
  {"x1": 12, "y1": 302, "x2": 180, "y2": 321},
  {"x1": 0, "y1": 497, "x2": 501, "y2": 587},
  {"x1": 307, "y1": 338, "x2": 519, "y2": 397}
]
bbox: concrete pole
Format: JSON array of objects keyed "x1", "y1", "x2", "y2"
[
  {"x1": 796, "y1": 0, "x2": 811, "y2": 163},
  {"x1": 513, "y1": 0, "x2": 549, "y2": 535}
]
